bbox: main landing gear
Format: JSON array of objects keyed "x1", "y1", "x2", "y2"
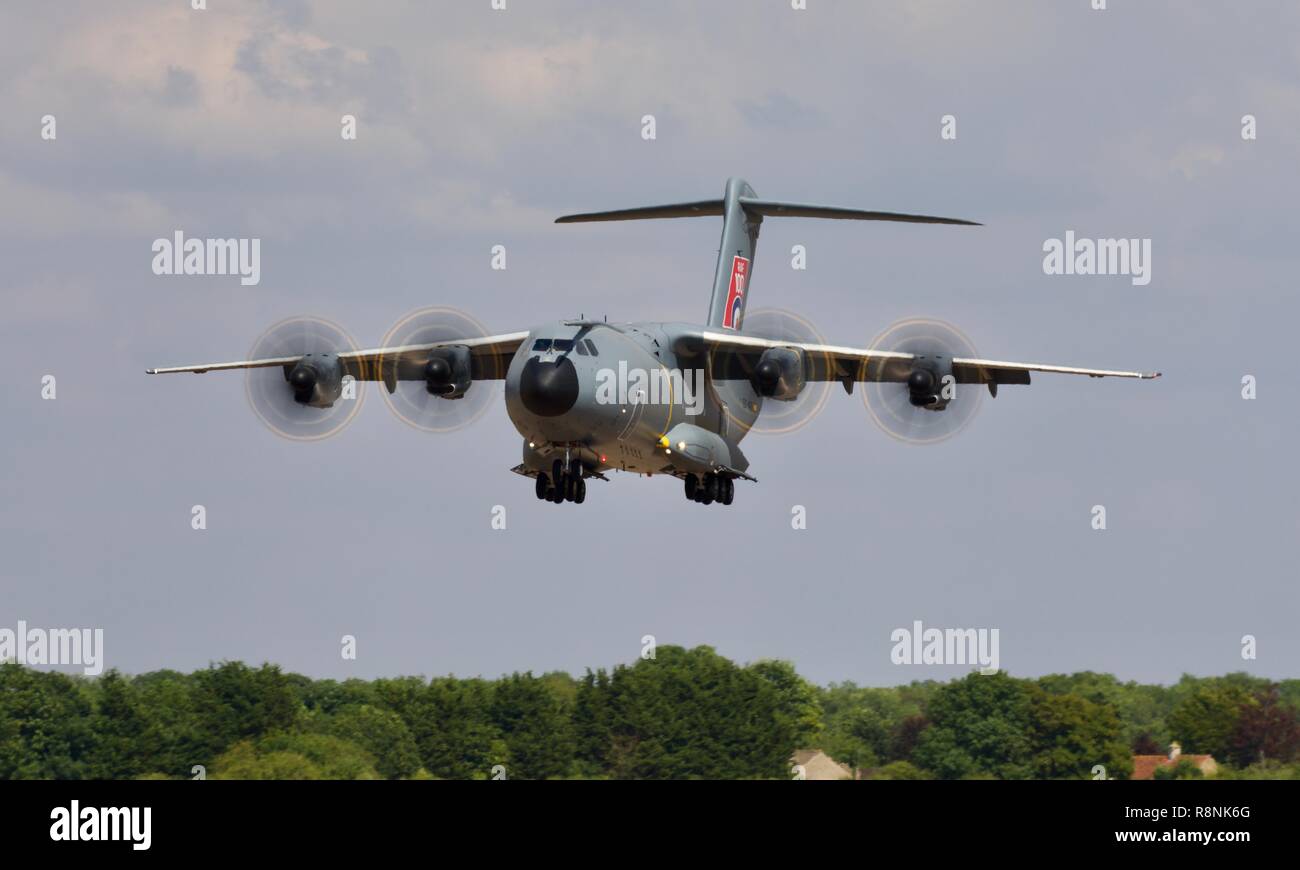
[
  {"x1": 536, "y1": 458, "x2": 586, "y2": 505},
  {"x1": 683, "y1": 472, "x2": 734, "y2": 506}
]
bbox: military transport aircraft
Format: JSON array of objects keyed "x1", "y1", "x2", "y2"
[{"x1": 148, "y1": 177, "x2": 1160, "y2": 507}]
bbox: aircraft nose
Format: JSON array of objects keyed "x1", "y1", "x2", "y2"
[{"x1": 519, "y1": 356, "x2": 579, "y2": 417}]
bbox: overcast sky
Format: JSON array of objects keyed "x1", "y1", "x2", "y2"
[{"x1": 2, "y1": 0, "x2": 1297, "y2": 686}]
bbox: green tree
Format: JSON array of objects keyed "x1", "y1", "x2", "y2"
[
  {"x1": 1168, "y1": 684, "x2": 1251, "y2": 760},
  {"x1": 913, "y1": 672, "x2": 1037, "y2": 779},
  {"x1": 1028, "y1": 688, "x2": 1132, "y2": 780},
  {"x1": 211, "y1": 741, "x2": 322, "y2": 780},
  {"x1": 490, "y1": 672, "x2": 574, "y2": 780},
  {"x1": 592, "y1": 645, "x2": 797, "y2": 779},
  {"x1": 85, "y1": 671, "x2": 150, "y2": 779},
  {"x1": 397, "y1": 677, "x2": 501, "y2": 779},
  {"x1": 0, "y1": 664, "x2": 95, "y2": 779},
  {"x1": 130, "y1": 670, "x2": 206, "y2": 777},
  {"x1": 1225, "y1": 686, "x2": 1300, "y2": 767},
  {"x1": 748, "y1": 659, "x2": 824, "y2": 749},
  {"x1": 1153, "y1": 758, "x2": 1205, "y2": 780},
  {"x1": 211, "y1": 733, "x2": 381, "y2": 780},
  {"x1": 572, "y1": 669, "x2": 611, "y2": 775},
  {"x1": 319, "y1": 704, "x2": 422, "y2": 779},
  {"x1": 190, "y1": 662, "x2": 300, "y2": 759},
  {"x1": 867, "y1": 760, "x2": 932, "y2": 780}
]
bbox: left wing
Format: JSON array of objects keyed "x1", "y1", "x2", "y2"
[
  {"x1": 147, "y1": 331, "x2": 529, "y2": 389},
  {"x1": 697, "y1": 330, "x2": 1160, "y2": 388}
]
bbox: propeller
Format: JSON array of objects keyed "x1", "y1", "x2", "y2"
[
  {"x1": 245, "y1": 316, "x2": 365, "y2": 441},
  {"x1": 378, "y1": 306, "x2": 500, "y2": 433},
  {"x1": 712, "y1": 307, "x2": 832, "y2": 436},
  {"x1": 862, "y1": 317, "x2": 983, "y2": 445}
]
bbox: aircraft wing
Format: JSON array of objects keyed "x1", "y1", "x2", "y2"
[
  {"x1": 147, "y1": 331, "x2": 529, "y2": 390},
  {"x1": 698, "y1": 330, "x2": 1160, "y2": 387}
]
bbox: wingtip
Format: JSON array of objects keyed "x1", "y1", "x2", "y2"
[{"x1": 1147, "y1": 372, "x2": 1163, "y2": 379}]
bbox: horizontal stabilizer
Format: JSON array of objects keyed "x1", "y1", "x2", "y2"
[
  {"x1": 738, "y1": 198, "x2": 980, "y2": 225},
  {"x1": 555, "y1": 198, "x2": 978, "y2": 226},
  {"x1": 555, "y1": 200, "x2": 724, "y2": 223}
]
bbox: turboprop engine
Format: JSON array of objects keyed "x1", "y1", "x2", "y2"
[
  {"x1": 753, "y1": 346, "x2": 806, "y2": 401},
  {"x1": 284, "y1": 353, "x2": 346, "y2": 408},
  {"x1": 424, "y1": 346, "x2": 473, "y2": 398}
]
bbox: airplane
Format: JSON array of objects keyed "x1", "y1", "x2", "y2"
[{"x1": 147, "y1": 177, "x2": 1160, "y2": 507}]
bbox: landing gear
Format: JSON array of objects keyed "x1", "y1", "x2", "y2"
[
  {"x1": 684, "y1": 472, "x2": 735, "y2": 506},
  {"x1": 539, "y1": 457, "x2": 588, "y2": 504}
]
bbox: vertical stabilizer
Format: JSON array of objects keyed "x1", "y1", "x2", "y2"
[{"x1": 706, "y1": 177, "x2": 761, "y2": 330}]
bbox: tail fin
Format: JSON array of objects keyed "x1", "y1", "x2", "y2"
[{"x1": 556, "y1": 177, "x2": 979, "y2": 330}]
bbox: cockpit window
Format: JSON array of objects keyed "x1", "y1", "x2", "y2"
[
  {"x1": 584, "y1": 339, "x2": 598, "y2": 356},
  {"x1": 575, "y1": 341, "x2": 589, "y2": 356},
  {"x1": 531, "y1": 339, "x2": 552, "y2": 352},
  {"x1": 552, "y1": 339, "x2": 575, "y2": 352}
]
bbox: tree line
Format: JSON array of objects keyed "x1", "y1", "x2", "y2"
[{"x1": 2, "y1": 646, "x2": 1297, "y2": 779}]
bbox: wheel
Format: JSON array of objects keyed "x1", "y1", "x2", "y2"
[
  {"x1": 721, "y1": 477, "x2": 734, "y2": 505},
  {"x1": 552, "y1": 458, "x2": 565, "y2": 483},
  {"x1": 535, "y1": 473, "x2": 549, "y2": 500},
  {"x1": 703, "y1": 473, "x2": 719, "y2": 504},
  {"x1": 684, "y1": 474, "x2": 698, "y2": 500},
  {"x1": 550, "y1": 484, "x2": 565, "y2": 504},
  {"x1": 574, "y1": 478, "x2": 586, "y2": 504},
  {"x1": 565, "y1": 474, "x2": 578, "y2": 502}
]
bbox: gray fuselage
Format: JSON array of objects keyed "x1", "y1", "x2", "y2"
[{"x1": 504, "y1": 321, "x2": 758, "y2": 477}]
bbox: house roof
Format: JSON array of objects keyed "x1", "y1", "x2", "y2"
[
  {"x1": 1131, "y1": 754, "x2": 1215, "y2": 780},
  {"x1": 791, "y1": 749, "x2": 854, "y2": 779}
]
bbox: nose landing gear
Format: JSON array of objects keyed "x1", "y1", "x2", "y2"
[{"x1": 683, "y1": 472, "x2": 734, "y2": 506}]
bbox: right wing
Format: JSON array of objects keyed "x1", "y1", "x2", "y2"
[{"x1": 147, "y1": 331, "x2": 529, "y2": 390}]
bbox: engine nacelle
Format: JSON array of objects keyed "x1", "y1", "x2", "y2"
[
  {"x1": 907, "y1": 356, "x2": 956, "y2": 410},
  {"x1": 425, "y1": 346, "x2": 473, "y2": 398},
  {"x1": 753, "y1": 347, "x2": 806, "y2": 401},
  {"x1": 285, "y1": 353, "x2": 346, "y2": 408}
]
